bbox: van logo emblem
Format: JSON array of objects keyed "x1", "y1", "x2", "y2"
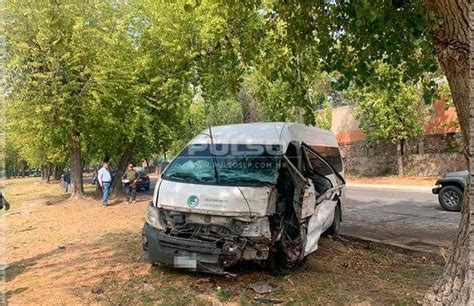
[{"x1": 187, "y1": 195, "x2": 199, "y2": 207}]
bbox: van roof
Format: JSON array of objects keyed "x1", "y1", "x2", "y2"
[{"x1": 190, "y1": 122, "x2": 339, "y2": 150}]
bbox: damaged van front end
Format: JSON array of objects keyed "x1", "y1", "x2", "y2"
[
  {"x1": 142, "y1": 183, "x2": 277, "y2": 275},
  {"x1": 142, "y1": 123, "x2": 345, "y2": 275}
]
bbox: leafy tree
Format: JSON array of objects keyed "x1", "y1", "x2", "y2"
[
  {"x1": 4, "y1": 0, "x2": 134, "y2": 196},
  {"x1": 4, "y1": 0, "x2": 263, "y2": 196},
  {"x1": 352, "y1": 82, "x2": 425, "y2": 145},
  {"x1": 313, "y1": 93, "x2": 332, "y2": 130},
  {"x1": 348, "y1": 63, "x2": 427, "y2": 175},
  {"x1": 262, "y1": 0, "x2": 470, "y2": 302},
  {"x1": 243, "y1": 66, "x2": 336, "y2": 126},
  {"x1": 169, "y1": 89, "x2": 244, "y2": 154},
  {"x1": 102, "y1": 0, "x2": 261, "y2": 193}
]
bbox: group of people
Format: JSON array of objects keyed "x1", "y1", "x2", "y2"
[
  {"x1": 62, "y1": 162, "x2": 139, "y2": 207},
  {"x1": 93, "y1": 162, "x2": 139, "y2": 206}
]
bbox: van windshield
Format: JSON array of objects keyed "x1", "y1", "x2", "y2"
[{"x1": 163, "y1": 144, "x2": 282, "y2": 186}]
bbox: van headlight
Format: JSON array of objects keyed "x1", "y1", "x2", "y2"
[{"x1": 146, "y1": 202, "x2": 165, "y2": 231}]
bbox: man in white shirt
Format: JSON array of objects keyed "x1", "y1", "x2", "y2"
[{"x1": 98, "y1": 162, "x2": 112, "y2": 206}]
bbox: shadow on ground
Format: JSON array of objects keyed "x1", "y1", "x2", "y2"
[{"x1": 5, "y1": 229, "x2": 443, "y2": 305}]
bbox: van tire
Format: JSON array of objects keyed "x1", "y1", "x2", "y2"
[
  {"x1": 324, "y1": 204, "x2": 341, "y2": 236},
  {"x1": 267, "y1": 245, "x2": 307, "y2": 276}
]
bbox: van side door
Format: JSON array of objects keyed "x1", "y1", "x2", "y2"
[{"x1": 301, "y1": 143, "x2": 345, "y2": 255}]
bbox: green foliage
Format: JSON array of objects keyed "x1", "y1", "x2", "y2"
[
  {"x1": 169, "y1": 91, "x2": 243, "y2": 154},
  {"x1": 4, "y1": 0, "x2": 258, "y2": 180},
  {"x1": 313, "y1": 94, "x2": 332, "y2": 130},
  {"x1": 243, "y1": 66, "x2": 336, "y2": 127},
  {"x1": 243, "y1": 69, "x2": 300, "y2": 122},
  {"x1": 268, "y1": 0, "x2": 438, "y2": 91},
  {"x1": 4, "y1": 0, "x2": 130, "y2": 168},
  {"x1": 4, "y1": 0, "x2": 450, "y2": 186},
  {"x1": 349, "y1": 63, "x2": 427, "y2": 143}
]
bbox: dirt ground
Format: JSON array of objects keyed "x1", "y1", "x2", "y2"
[
  {"x1": 3, "y1": 177, "x2": 443, "y2": 305},
  {"x1": 346, "y1": 175, "x2": 437, "y2": 186}
]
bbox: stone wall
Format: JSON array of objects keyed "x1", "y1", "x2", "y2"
[
  {"x1": 340, "y1": 133, "x2": 465, "y2": 176},
  {"x1": 401, "y1": 153, "x2": 466, "y2": 177}
]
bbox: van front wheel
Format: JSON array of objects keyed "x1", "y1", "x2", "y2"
[{"x1": 267, "y1": 243, "x2": 307, "y2": 276}]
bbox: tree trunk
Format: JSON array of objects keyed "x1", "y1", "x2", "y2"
[
  {"x1": 41, "y1": 165, "x2": 46, "y2": 181},
  {"x1": 20, "y1": 160, "x2": 26, "y2": 177},
  {"x1": 110, "y1": 144, "x2": 134, "y2": 196},
  {"x1": 53, "y1": 164, "x2": 63, "y2": 181},
  {"x1": 68, "y1": 132, "x2": 84, "y2": 198},
  {"x1": 396, "y1": 141, "x2": 404, "y2": 177},
  {"x1": 423, "y1": 0, "x2": 470, "y2": 304},
  {"x1": 235, "y1": 88, "x2": 260, "y2": 123},
  {"x1": 46, "y1": 163, "x2": 51, "y2": 183}
]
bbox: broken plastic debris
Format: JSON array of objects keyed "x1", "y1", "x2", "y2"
[{"x1": 248, "y1": 281, "x2": 280, "y2": 294}]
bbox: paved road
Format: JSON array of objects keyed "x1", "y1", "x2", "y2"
[{"x1": 341, "y1": 186, "x2": 461, "y2": 253}]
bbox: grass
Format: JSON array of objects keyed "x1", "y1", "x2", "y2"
[
  {"x1": 4, "y1": 177, "x2": 443, "y2": 305},
  {"x1": 3, "y1": 175, "x2": 96, "y2": 213}
]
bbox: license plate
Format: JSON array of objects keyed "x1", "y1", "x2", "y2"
[{"x1": 174, "y1": 256, "x2": 197, "y2": 269}]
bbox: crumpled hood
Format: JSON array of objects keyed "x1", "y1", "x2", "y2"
[{"x1": 156, "y1": 179, "x2": 272, "y2": 217}]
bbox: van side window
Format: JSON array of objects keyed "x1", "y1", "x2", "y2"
[
  {"x1": 285, "y1": 143, "x2": 300, "y2": 170},
  {"x1": 304, "y1": 149, "x2": 333, "y2": 176},
  {"x1": 306, "y1": 146, "x2": 343, "y2": 173}
]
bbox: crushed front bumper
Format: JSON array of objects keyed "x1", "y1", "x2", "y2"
[{"x1": 142, "y1": 223, "x2": 238, "y2": 275}]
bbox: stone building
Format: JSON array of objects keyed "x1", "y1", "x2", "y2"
[{"x1": 331, "y1": 100, "x2": 465, "y2": 176}]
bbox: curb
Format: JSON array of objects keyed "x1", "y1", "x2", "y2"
[
  {"x1": 339, "y1": 234, "x2": 444, "y2": 264},
  {"x1": 346, "y1": 183, "x2": 433, "y2": 192}
]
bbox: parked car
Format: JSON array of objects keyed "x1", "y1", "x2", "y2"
[
  {"x1": 142, "y1": 122, "x2": 345, "y2": 275},
  {"x1": 29, "y1": 170, "x2": 41, "y2": 177},
  {"x1": 432, "y1": 171, "x2": 467, "y2": 212},
  {"x1": 135, "y1": 172, "x2": 150, "y2": 192}
]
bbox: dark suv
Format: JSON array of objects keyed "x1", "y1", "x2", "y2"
[{"x1": 432, "y1": 171, "x2": 467, "y2": 212}]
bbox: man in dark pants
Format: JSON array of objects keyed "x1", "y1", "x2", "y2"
[
  {"x1": 63, "y1": 169, "x2": 71, "y2": 192},
  {"x1": 122, "y1": 164, "x2": 138, "y2": 204}
]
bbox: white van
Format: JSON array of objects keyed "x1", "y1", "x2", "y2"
[{"x1": 142, "y1": 122, "x2": 345, "y2": 275}]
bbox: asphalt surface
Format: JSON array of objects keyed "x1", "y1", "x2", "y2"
[{"x1": 341, "y1": 186, "x2": 461, "y2": 253}]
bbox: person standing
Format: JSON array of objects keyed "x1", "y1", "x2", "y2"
[
  {"x1": 91, "y1": 167, "x2": 102, "y2": 197},
  {"x1": 63, "y1": 169, "x2": 71, "y2": 192},
  {"x1": 122, "y1": 164, "x2": 138, "y2": 204},
  {"x1": 98, "y1": 162, "x2": 112, "y2": 206},
  {"x1": 91, "y1": 167, "x2": 98, "y2": 185}
]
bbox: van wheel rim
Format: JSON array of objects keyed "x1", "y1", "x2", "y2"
[{"x1": 443, "y1": 191, "x2": 460, "y2": 207}]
